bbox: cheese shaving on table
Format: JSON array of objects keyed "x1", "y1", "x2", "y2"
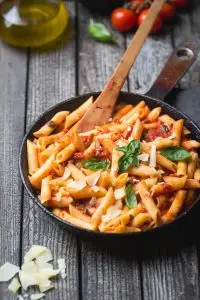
[
  {"x1": 8, "y1": 277, "x2": 21, "y2": 294},
  {"x1": 0, "y1": 262, "x2": 19, "y2": 282},
  {"x1": 149, "y1": 144, "x2": 157, "y2": 168},
  {"x1": 67, "y1": 180, "x2": 86, "y2": 190},
  {"x1": 30, "y1": 294, "x2": 45, "y2": 300},
  {"x1": 57, "y1": 258, "x2": 66, "y2": 279}
]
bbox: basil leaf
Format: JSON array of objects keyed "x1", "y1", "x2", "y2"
[
  {"x1": 125, "y1": 184, "x2": 137, "y2": 209},
  {"x1": 88, "y1": 19, "x2": 114, "y2": 42},
  {"x1": 127, "y1": 140, "x2": 140, "y2": 154},
  {"x1": 160, "y1": 147, "x2": 190, "y2": 161},
  {"x1": 118, "y1": 154, "x2": 132, "y2": 173},
  {"x1": 82, "y1": 159, "x2": 110, "y2": 170},
  {"x1": 117, "y1": 146, "x2": 127, "y2": 153}
]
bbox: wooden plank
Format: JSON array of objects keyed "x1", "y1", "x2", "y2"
[
  {"x1": 77, "y1": 4, "x2": 141, "y2": 300},
  {"x1": 22, "y1": 3, "x2": 79, "y2": 299},
  {"x1": 126, "y1": 33, "x2": 173, "y2": 94},
  {"x1": 0, "y1": 44, "x2": 27, "y2": 299}
]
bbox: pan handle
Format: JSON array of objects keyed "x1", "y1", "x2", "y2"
[{"x1": 145, "y1": 41, "x2": 198, "y2": 100}]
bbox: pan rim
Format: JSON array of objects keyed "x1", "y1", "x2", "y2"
[{"x1": 19, "y1": 91, "x2": 200, "y2": 237}]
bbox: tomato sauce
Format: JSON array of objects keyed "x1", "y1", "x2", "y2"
[{"x1": 144, "y1": 121, "x2": 172, "y2": 142}]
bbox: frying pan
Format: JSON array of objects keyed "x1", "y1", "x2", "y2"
[{"x1": 19, "y1": 41, "x2": 200, "y2": 249}]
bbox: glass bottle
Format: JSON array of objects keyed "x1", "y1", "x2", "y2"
[{"x1": 0, "y1": 0, "x2": 69, "y2": 47}]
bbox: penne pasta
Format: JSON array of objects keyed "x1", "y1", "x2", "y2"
[
  {"x1": 27, "y1": 99, "x2": 200, "y2": 233},
  {"x1": 27, "y1": 139, "x2": 39, "y2": 175}
]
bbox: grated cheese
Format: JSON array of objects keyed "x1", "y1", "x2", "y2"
[
  {"x1": 149, "y1": 144, "x2": 157, "y2": 168},
  {"x1": 102, "y1": 203, "x2": 122, "y2": 223},
  {"x1": 8, "y1": 277, "x2": 21, "y2": 294},
  {"x1": 0, "y1": 262, "x2": 19, "y2": 282},
  {"x1": 138, "y1": 153, "x2": 149, "y2": 162},
  {"x1": 86, "y1": 171, "x2": 101, "y2": 187},
  {"x1": 114, "y1": 187, "x2": 125, "y2": 200},
  {"x1": 30, "y1": 293, "x2": 45, "y2": 300},
  {"x1": 67, "y1": 180, "x2": 86, "y2": 190}
]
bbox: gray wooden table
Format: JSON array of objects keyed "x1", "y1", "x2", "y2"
[{"x1": 1, "y1": 0, "x2": 200, "y2": 299}]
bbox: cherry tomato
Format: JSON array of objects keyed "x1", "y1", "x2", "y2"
[
  {"x1": 145, "y1": 123, "x2": 172, "y2": 142},
  {"x1": 160, "y1": 3, "x2": 176, "y2": 20},
  {"x1": 128, "y1": 0, "x2": 144, "y2": 11},
  {"x1": 111, "y1": 8, "x2": 137, "y2": 32},
  {"x1": 138, "y1": 9, "x2": 163, "y2": 33},
  {"x1": 171, "y1": 0, "x2": 189, "y2": 8}
]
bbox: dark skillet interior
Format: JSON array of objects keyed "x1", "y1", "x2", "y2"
[{"x1": 19, "y1": 91, "x2": 200, "y2": 251}]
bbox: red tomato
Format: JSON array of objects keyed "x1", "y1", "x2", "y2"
[
  {"x1": 160, "y1": 3, "x2": 176, "y2": 20},
  {"x1": 137, "y1": 9, "x2": 163, "y2": 33},
  {"x1": 128, "y1": 0, "x2": 144, "y2": 11},
  {"x1": 171, "y1": 0, "x2": 189, "y2": 8},
  {"x1": 111, "y1": 8, "x2": 137, "y2": 32}
]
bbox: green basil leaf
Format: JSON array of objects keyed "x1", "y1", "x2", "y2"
[
  {"x1": 160, "y1": 147, "x2": 190, "y2": 161},
  {"x1": 125, "y1": 184, "x2": 137, "y2": 209},
  {"x1": 117, "y1": 146, "x2": 127, "y2": 153},
  {"x1": 127, "y1": 140, "x2": 140, "y2": 155},
  {"x1": 82, "y1": 159, "x2": 110, "y2": 170},
  {"x1": 88, "y1": 19, "x2": 114, "y2": 42},
  {"x1": 118, "y1": 154, "x2": 132, "y2": 174}
]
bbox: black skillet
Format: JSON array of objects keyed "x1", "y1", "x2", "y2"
[{"x1": 19, "y1": 41, "x2": 200, "y2": 251}]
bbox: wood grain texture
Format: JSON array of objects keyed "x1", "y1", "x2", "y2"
[
  {"x1": 22, "y1": 3, "x2": 79, "y2": 299},
  {"x1": 0, "y1": 44, "x2": 27, "y2": 299},
  {"x1": 126, "y1": 32, "x2": 173, "y2": 94},
  {"x1": 77, "y1": 3, "x2": 141, "y2": 300}
]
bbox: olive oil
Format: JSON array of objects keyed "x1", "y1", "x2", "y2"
[{"x1": 0, "y1": 0, "x2": 69, "y2": 47}]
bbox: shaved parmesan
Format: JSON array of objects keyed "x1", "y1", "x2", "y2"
[
  {"x1": 35, "y1": 262, "x2": 53, "y2": 270},
  {"x1": 57, "y1": 258, "x2": 66, "y2": 279},
  {"x1": 8, "y1": 277, "x2": 21, "y2": 294},
  {"x1": 35, "y1": 249, "x2": 53, "y2": 264},
  {"x1": 62, "y1": 167, "x2": 71, "y2": 180},
  {"x1": 86, "y1": 171, "x2": 101, "y2": 186},
  {"x1": 138, "y1": 153, "x2": 149, "y2": 162},
  {"x1": 102, "y1": 203, "x2": 122, "y2": 223},
  {"x1": 91, "y1": 186, "x2": 99, "y2": 192},
  {"x1": 158, "y1": 169, "x2": 165, "y2": 175},
  {"x1": 116, "y1": 140, "x2": 128, "y2": 147},
  {"x1": 56, "y1": 192, "x2": 62, "y2": 202},
  {"x1": 17, "y1": 296, "x2": 24, "y2": 300},
  {"x1": 23, "y1": 294, "x2": 29, "y2": 298},
  {"x1": 21, "y1": 262, "x2": 37, "y2": 274},
  {"x1": 0, "y1": 262, "x2": 19, "y2": 282},
  {"x1": 149, "y1": 144, "x2": 157, "y2": 168},
  {"x1": 67, "y1": 180, "x2": 86, "y2": 190},
  {"x1": 30, "y1": 293, "x2": 45, "y2": 300},
  {"x1": 19, "y1": 270, "x2": 37, "y2": 291},
  {"x1": 24, "y1": 245, "x2": 48, "y2": 263},
  {"x1": 114, "y1": 187, "x2": 125, "y2": 200}
]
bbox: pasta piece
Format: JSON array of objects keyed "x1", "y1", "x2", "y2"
[
  {"x1": 129, "y1": 164, "x2": 158, "y2": 177},
  {"x1": 100, "y1": 209, "x2": 135, "y2": 232},
  {"x1": 27, "y1": 140, "x2": 39, "y2": 175},
  {"x1": 91, "y1": 187, "x2": 115, "y2": 228},
  {"x1": 137, "y1": 181, "x2": 160, "y2": 222},
  {"x1": 99, "y1": 138, "x2": 115, "y2": 154},
  {"x1": 113, "y1": 104, "x2": 133, "y2": 121},
  {"x1": 34, "y1": 111, "x2": 69, "y2": 137},
  {"x1": 132, "y1": 213, "x2": 152, "y2": 228},
  {"x1": 185, "y1": 190, "x2": 195, "y2": 207},
  {"x1": 38, "y1": 131, "x2": 65, "y2": 148},
  {"x1": 67, "y1": 186, "x2": 107, "y2": 199},
  {"x1": 110, "y1": 149, "x2": 122, "y2": 184},
  {"x1": 120, "y1": 226, "x2": 141, "y2": 233},
  {"x1": 54, "y1": 209, "x2": 95, "y2": 230},
  {"x1": 67, "y1": 162, "x2": 86, "y2": 181},
  {"x1": 194, "y1": 168, "x2": 200, "y2": 181},
  {"x1": 65, "y1": 96, "x2": 93, "y2": 130},
  {"x1": 144, "y1": 107, "x2": 161, "y2": 123},
  {"x1": 172, "y1": 119, "x2": 184, "y2": 146},
  {"x1": 69, "y1": 129, "x2": 85, "y2": 152},
  {"x1": 45, "y1": 196, "x2": 73, "y2": 208},
  {"x1": 151, "y1": 175, "x2": 187, "y2": 196},
  {"x1": 31, "y1": 154, "x2": 55, "y2": 187},
  {"x1": 115, "y1": 173, "x2": 128, "y2": 188},
  {"x1": 156, "y1": 195, "x2": 168, "y2": 209},
  {"x1": 131, "y1": 119, "x2": 144, "y2": 140},
  {"x1": 120, "y1": 101, "x2": 145, "y2": 122},
  {"x1": 187, "y1": 152, "x2": 198, "y2": 179},
  {"x1": 182, "y1": 140, "x2": 200, "y2": 150},
  {"x1": 184, "y1": 179, "x2": 200, "y2": 189},
  {"x1": 69, "y1": 204, "x2": 91, "y2": 223},
  {"x1": 162, "y1": 190, "x2": 187, "y2": 222},
  {"x1": 40, "y1": 175, "x2": 52, "y2": 204},
  {"x1": 83, "y1": 141, "x2": 96, "y2": 159},
  {"x1": 56, "y1": 144, "x2": 76, "y2": 164},
  {"x1": 146, "y1": 138, "x2": 174, "y2": 150},
  {"x1": 97, "y1": 171, "x2": 112, "y2": 188},
  {"x1": 177, "y1": 161, "x2": 187, "y2": 176}
]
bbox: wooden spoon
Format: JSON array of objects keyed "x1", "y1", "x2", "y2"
[{"x1": 76, "y1": 0, "x2": 165, "y2": 133}]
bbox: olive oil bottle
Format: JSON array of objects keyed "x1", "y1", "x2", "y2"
[{"x1": 0, "y1": 0, "x2": 69, "y2": 47}]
